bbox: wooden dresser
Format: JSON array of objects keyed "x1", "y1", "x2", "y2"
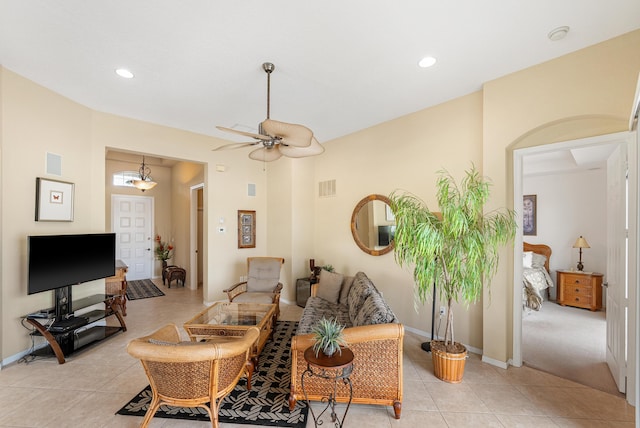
[{"x1": 556, "y1": 270, "x2": 603, "y2": 311}]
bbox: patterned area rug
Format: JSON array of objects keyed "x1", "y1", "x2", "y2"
[
  {"x1": 125, "y1": 279, "x2": 165, "y2": 300},
  {"x1": 117, "y1": 321, "x2": 308, "y2": 427}
]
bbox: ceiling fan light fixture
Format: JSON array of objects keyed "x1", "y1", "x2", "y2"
[
  {"x1": 249, "y1": 146, "x2": 283, "y2": 162},
  {"x1": 214, "y1": 62, "x2": 322, "y2": 161}
]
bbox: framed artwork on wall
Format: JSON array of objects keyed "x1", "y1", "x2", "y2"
[
  {"x1": 35, "y1": 177, "x2": 74, "y2": 221},
  {"x1": 237, "y1": 210, "x2": 256, "y2": 248},
  {"x1": 523, "y1": 194, "x2": 537, "y2": 236}
]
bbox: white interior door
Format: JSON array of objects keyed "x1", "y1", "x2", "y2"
[
  {"x1": 112, "y1": 195, "x2": 154, "y2": 281},
  {"x1": 606, "y1": 143, "x2": 627, "y2": 393}
]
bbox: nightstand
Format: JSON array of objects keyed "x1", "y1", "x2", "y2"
[
  {"x1": 556, "y1": 270, "x2": 604, "y2": 311},
  {"x1": 296, "y1": 277, "x2": 317, "y2": 307}
]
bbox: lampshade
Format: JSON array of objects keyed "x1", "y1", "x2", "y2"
[
  {"x1": 129, "y1": 156, "x2": 157, "y2": 192},
  {"x1": 131, "y1": 179, "x2": 157, "y2": 191},
  {"x1": 572, "y1": 236, "x2": 590, "y2": 249}
]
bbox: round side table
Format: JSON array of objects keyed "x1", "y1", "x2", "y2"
[{"x1": 301, "y1": 346, "x2": 354, "y2": 428}]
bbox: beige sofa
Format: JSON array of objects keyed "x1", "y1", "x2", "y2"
[{"x1": 288, "y1": 271, "x2": 404, "y2": 419}]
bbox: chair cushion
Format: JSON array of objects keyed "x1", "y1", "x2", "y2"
[
  {"x1": 316, "y1": 270, "x2": 343, "y2": 304},
  {"x1": 232, "y1": 292, "x2": 275, "y2": 304},
  {"x1": 246, "y1": 258, "x2": 281, "y2": 292}
]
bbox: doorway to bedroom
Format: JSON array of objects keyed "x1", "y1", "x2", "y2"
[{"x1": 515, "y1": 132, "x2": 633, "y2": 397}]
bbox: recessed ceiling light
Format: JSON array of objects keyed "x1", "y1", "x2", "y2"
[
  {"x1": 548, "y1": 26, "x2": 570, "y2": 41},
  {"x1": 115, "y1": 68, "x2": 134, "y2": 79},
  {"x1": 418, "y1": 56, "x2": 437, "y2": 68}
]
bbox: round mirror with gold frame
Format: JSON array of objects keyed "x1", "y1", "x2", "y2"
[{"x1": 350, "y1": 194, "x2": 395, "y2": 256}]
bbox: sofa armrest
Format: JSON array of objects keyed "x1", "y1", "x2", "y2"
[{"x1": 290, "y1": 323, "x2": 404, "y2": 417}]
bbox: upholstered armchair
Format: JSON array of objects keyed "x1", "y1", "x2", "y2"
[
  {"x1": 127, "y1": 323, "x2": 260, "y2": 428},
  {"x1": 223, "y1": 257, "x2": 284, "y2": 319}
]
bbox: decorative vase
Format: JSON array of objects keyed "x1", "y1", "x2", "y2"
[
  {"x1": 162, "y1": 260, "x2": 167, "y2": 270},
  {"x1": 430, "y1": 340, "x2": 468, "y2": 383}
]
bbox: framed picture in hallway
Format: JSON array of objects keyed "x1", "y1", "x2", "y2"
[
  {"x1": 35, "y1": 177, "x2": 74, "y2": 221},
  {"x1": 238, "y1": 210, "x2": 256, "y2": 248},
  {"x1": 523, "y1": 194, "x2": 536, "y2": 236}
]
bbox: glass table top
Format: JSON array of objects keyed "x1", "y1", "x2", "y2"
[{"x1": 186, "y1": 302, "x2": 275, "y2": 327}]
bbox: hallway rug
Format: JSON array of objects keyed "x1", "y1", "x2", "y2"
[
  {"x1": 117, "y1": 321, "x2": 308, "y2": 427},
  {"x1": 125, "y1": 279, "x2": 165, "y2": 300}
]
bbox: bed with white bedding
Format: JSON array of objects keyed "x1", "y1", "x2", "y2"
[{"x1": 522, "y1": 242, "x2": 554, "y2": 311}]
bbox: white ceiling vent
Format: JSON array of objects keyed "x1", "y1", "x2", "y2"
[{"x1": 318, "y1": 179, "x2": 336, "y2": 198}]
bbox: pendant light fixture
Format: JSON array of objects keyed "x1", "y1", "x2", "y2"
[{"x1": 130, "y1": 156, "x2": 157, "y2": 191}]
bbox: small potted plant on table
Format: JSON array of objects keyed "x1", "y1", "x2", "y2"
[
  {"x1": 389, "y1": 166, "x2": 516, "y2": 383},
  {"x1": 311, "y1": 317, "x2": 347, "y2": 358}
]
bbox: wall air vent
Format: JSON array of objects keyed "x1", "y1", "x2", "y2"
[{"x1": 318, "y1": 179, "x2": 336, "y2": 198}]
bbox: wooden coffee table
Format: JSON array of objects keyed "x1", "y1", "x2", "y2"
[{"x1": 183, "y1": 302, "x2": 276, "y2": 389}]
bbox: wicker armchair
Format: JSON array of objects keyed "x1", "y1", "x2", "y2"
[
  {"x1": 127, "y1": 323, "x2": 260, "y2": 428},
  {"x1": 223, "y1": 257, "x2": 284, "y2": 319},
  {"x1": 105, "y1": 268, "x2": 127, "y2": 316}
]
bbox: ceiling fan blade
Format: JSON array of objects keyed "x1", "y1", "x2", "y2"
[
  {"x1": 216, "y1": 125, "x2": 271, "y2": 141},
  {"x1": 260, "y1": 119, "x2": 313, "y2": 148},
  {"x1": 212, "y1": 142, "x2": 259, "y2": 151},
  {"x1": 279, "y1": 137, "x2": 325, "y2": 158},
  {"x1": 249, "y1": 146, "x2": 282, "y2": 162}
]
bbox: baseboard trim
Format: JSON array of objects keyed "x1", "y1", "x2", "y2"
[
  {"x1": 403, "y1": 325, "x2": 482, "y2": 355},
  {"x1": 482, "y1": 355, "x2": 509, "y2": 369}
]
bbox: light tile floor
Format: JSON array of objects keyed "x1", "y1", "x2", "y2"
[{"x1": 0, "y1": 281, "x2": 635, "y2": 427}]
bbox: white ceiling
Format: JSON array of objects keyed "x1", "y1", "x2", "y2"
[
  {"x1": 522, "y1": 144, "x2": 618, "y2": 177},
  {"x1": 1, "y1": 1, "x2": 639, "y2": 156}
]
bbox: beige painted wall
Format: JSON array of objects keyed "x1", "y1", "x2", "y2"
[
  {"x1": 2, "y1": 29, "x2": 639, "y2": 365},
  {"x1": 312, "y1": 92, "x2": 485, "y2": 349},
  {"x1": 482, "y1": 29, "x2": 640, "y2": 363},
  {"x1": 0, "y1": 69, "x2": 266, "y2": 360}
]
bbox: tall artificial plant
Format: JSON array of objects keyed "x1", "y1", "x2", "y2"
[{"x1": 390, "y1": 166, "x2": 516, "y2": 352}]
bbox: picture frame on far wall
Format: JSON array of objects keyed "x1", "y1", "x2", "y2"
[
  {"x1": 35, "y1": 177, "x2": 74, "y2": 222},
  {"x1": 237, "y1": 210, "x2": 256, "y2": 248},
  {"x1": 523, "y1": 194, "x2": 537, "y2": 236}
]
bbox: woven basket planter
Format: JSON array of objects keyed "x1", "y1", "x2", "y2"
[{"x1": 431, "y1": 340, "x2": 468, "y2": 383}]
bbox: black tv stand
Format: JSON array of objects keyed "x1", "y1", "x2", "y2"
[{"x1": 23, "y1": 294, "x2": 126, "y2": 364}]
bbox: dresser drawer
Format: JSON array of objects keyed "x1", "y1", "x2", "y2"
[
  {"x1": 563, "y1": 284, "x2": 592, "y2": 297},
  {"x1": 564, "y1": 289, "x2": 593, "y2": 306},
  {"x1": 562, "y1": 274, "x2": 592, "y2": 287}
]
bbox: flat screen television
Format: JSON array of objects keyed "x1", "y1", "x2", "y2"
[
  {"x1": 378, "y1": 225, "x2": 396, "y2": 247},
  {"x1": 28, "y1": 233, "x2": 116, "y2": 296}
]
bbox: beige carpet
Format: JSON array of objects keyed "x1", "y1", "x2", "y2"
[{"x1": 522, "y1": 301, "x2": 624, "y2": 397}]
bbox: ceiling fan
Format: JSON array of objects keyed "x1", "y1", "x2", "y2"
[{"x1": 213, "y1": 62, "x2": 324, "y2": 162}]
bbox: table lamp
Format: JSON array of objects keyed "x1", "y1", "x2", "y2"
[{"x1": 572, "y1": 236, "x2": 590, "y2": 271}]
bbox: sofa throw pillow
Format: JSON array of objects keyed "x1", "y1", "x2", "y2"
[
  {"x1": 316, "y1": 270, "x2": 343, "y2": 304},
  {"x1": 339, "y1": 276, "x2": 355, "y2": 305},
  {"x1": 347, "y1": 272, "x2": 375, "y2": 324},
  {"x1": 353, "y1": 292, "x2": 397, "y2": 327}
]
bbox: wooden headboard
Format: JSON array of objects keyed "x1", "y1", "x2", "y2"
[{"x1": 523, "y1": 242, "x2": 552, "y2": 272}]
